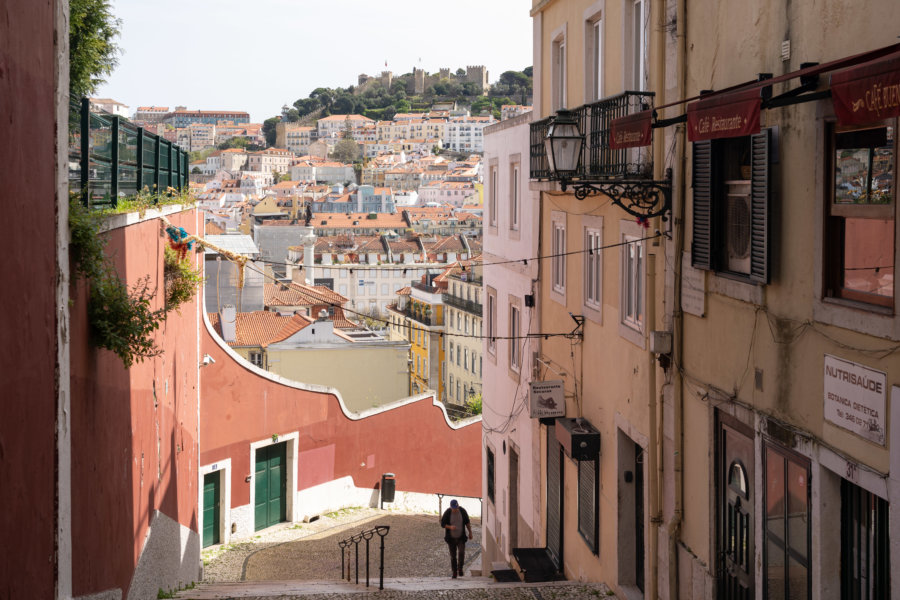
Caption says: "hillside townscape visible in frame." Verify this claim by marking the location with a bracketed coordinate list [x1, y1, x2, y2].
[5, 1, 900, 599]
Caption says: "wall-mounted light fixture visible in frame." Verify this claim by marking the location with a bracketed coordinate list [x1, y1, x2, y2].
[544, 109, 671, 220]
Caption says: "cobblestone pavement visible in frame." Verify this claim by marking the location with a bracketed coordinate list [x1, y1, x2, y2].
[191, 507, 615, 599]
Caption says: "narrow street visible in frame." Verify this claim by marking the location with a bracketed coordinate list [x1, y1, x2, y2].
[179, 507, 614, 599]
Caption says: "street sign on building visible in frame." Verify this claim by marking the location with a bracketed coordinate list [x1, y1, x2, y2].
[823, 354, 886, 445]
[529, 380, 565, 418]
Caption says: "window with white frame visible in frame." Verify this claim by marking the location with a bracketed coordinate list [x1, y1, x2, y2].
[552, 30, 567, 111]
[509, 304, 521, 371]
[552, 212, 567, 298]
[489, 165, 499, 227]
[621, 231, 644, 332]
[487, 288, 497, 355]
[584, 4, 604, 103]
[510, 162, 520, 231]
[627, 0, 648, 91]
[584, 216, 603, 318]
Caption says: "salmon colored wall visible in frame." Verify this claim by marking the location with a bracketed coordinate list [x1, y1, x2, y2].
[200, 328, 482, 505]
[70, 209, 200, 597]
[0, 1, 59, 596]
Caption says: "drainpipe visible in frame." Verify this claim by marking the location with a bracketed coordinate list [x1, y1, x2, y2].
[667, 0, 688, 596]
[646, 253, 659, 600]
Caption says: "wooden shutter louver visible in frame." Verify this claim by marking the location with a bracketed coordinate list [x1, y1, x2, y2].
[577, 459, 598, 553]
[692, 140, 713, 270]
[749, 130, 770, 283]
[547, 432, 563, 567]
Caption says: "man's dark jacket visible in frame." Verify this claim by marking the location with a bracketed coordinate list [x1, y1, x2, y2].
[440, 507, 470, 542]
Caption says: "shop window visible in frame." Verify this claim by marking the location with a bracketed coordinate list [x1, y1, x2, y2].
[764, 443, 810, 600]
[691, 130, 772, 283]
[841, 479, 890, 598]
[487, 447, 496, 504]
[578, 458, 598, 553]
[824, 122, 895, 310]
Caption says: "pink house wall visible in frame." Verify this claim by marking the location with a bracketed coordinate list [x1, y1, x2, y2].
[200, 328, 482, 508]
[0, 1, 60, 597]
[69, 209, 201, 597]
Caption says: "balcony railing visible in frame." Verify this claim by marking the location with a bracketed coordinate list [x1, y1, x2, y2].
[530, 91, 655, 181]
[442, 294, 482, 316]
[69, 96, 189, 208]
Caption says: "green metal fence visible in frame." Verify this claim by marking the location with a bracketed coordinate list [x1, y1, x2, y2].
[69, 96, 189, 208]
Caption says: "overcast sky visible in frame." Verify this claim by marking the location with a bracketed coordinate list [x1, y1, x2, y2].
[96, 0, 534, 122]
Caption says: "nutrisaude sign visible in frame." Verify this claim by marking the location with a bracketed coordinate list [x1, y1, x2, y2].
[823, 354, 886, 445]
[529, 380, 565, 418]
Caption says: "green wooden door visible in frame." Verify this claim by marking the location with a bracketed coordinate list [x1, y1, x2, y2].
[202, 472, 220, 547]
[254, 443, 287, 531]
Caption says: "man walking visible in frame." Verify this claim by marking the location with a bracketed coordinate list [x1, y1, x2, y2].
[440, 499, 473, 578]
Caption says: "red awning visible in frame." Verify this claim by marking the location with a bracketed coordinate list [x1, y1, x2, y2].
[610, 110, 653, 149]
[686, 89, 761, 141]
[831, 50, 900, 126]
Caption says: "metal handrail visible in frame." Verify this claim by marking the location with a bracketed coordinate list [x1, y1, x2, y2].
[338, 525, 390, 590]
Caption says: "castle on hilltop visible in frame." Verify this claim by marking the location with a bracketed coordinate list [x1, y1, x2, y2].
[356, 65, 490, 96]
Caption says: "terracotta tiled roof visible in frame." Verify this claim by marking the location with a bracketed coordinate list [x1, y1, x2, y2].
[264, 282, 348, 308]
[205, 221, 225, 235]
[207, 311, 310, 347]
[396, 287, 411, 296]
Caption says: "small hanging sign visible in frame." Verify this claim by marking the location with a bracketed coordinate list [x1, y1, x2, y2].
[529, 380, 565, 418]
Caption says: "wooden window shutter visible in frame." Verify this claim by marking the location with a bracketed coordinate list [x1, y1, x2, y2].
[691, 140, 713, 270]
[749, 130, 770, 284]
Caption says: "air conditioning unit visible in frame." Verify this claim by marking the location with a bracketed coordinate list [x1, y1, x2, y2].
[725, 180, 752, 274]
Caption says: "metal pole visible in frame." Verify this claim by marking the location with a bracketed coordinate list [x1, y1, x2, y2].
[136, 127, 144, 193]
[378, 529, 386, 590]
[354, 536, 359, 585]
[365, 536, 370, 587]
[111, 116, 119, 207]
[80, 97, 90, 206]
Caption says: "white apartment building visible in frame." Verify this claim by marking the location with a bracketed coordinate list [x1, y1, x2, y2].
[481, 112, 541, 567]
[444, 263, 483, 408]
[284, 126, 316, 155]
[247, 148, 294, 176]
[443, 116, 495, 153]
[316, 114, 375, 139]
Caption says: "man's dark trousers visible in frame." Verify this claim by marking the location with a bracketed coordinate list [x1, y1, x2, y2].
[447, 536, 466, 574]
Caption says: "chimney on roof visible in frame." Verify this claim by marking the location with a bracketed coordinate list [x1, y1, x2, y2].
[220, 305, 237, 343]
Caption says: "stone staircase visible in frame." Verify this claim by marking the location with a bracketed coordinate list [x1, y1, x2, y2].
[175, 576, 612, 599]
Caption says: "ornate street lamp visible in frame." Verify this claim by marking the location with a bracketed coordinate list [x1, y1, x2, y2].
[543, 109, 583, 191]
[544, 109, 671, 221]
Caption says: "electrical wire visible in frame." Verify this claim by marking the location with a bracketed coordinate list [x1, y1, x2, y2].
[255, 231, 663, 273]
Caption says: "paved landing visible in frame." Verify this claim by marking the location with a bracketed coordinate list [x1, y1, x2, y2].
[176, 577, 610, 599]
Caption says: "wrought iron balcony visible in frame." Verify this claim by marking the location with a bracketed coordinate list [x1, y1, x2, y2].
[442, 294, 482, 316]
[530, 91, 656, 181]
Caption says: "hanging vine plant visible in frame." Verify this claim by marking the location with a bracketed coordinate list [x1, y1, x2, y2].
[69, 196, 164, 367]
[164, 246, 204, 311]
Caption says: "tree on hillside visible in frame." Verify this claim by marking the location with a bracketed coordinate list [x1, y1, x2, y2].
[331, 138, 360, 163]
[456, 68, 466, 77]
[69, 0, 121, 96]
[523, 66, 533, 78]
[262, 116, 280, 147]
[217, 137, 249, 150]
[283, 108, 300, 123]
